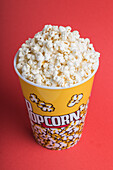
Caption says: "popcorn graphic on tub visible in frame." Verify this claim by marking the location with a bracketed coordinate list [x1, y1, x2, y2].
[79, 104, 86, 117]
[67, 93, 83, 107]
[25, 97, 88, 150]
[32, 121, 84, 150]
[30, 94, 55, 112]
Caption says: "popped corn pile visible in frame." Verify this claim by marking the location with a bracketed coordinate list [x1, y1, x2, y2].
[17, 25, 100, 87]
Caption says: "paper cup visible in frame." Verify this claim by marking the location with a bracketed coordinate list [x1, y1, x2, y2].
[14, 51, 99, 150]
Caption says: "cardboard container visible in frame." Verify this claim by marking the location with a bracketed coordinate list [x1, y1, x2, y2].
[14, 51, 99, 150]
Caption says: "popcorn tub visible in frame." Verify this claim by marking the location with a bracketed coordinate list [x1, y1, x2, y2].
[14, 52, 99, 150]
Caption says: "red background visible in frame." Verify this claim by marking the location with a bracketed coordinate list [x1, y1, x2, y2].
[1, 0, 113, 169]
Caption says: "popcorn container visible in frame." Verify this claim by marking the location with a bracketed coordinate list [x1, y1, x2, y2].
[14, 52, 99, 150]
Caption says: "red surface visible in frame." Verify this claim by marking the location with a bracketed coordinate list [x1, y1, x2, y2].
[1, 0, 113, 169]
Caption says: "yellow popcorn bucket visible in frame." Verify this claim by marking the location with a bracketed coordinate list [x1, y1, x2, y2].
[14, 52, 99, 150]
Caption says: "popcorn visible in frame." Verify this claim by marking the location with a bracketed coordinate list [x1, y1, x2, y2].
[59, 26, 66, 33]
[17, 25, 100, 87]
[30, 94, 39, 103]
[17, 62, 23, 69]
[72, 31, 80, 39]
[32, 113, 85, 150]
[35, 52, 44, 61]
[67, 93, 83, 107]
[29, 93, 55, 112]
[79, 104, 87, 117]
